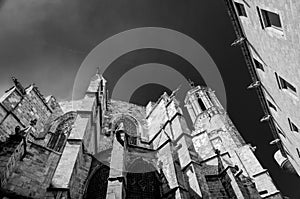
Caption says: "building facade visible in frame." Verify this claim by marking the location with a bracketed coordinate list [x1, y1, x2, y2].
[223, 0, 300, 175]
[0, 73, 283, 198]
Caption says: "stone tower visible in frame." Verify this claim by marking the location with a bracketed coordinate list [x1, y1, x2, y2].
[0, 73, 283, 198]
[184, 86, 282, 198]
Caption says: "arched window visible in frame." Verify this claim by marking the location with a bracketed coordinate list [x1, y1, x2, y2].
[114, 116, 138, 137]
[126, 159, 161, 199]
[114, 116, 139, 146]
[84, 165, 110, 199]
[47, 112, 76, 152]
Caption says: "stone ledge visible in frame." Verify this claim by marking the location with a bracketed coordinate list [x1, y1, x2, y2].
[68, 116, 89, 141]
[252, 169, 268, 178]
[51, 143, 80, 189]
[262, 191, 281, 199]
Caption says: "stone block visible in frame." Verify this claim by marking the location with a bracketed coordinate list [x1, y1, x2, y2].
[51, 143, 80, 188]
[1, 114, 21, 136]
[68, 116, 89, 141]
[147, 99, 168, 141]
[157, 142, 179, 190]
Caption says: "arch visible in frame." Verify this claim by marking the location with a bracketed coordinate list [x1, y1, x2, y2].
[112, 114, 141, 146]
[48, 111, 77, 133]
[46, 111, 77, 152]
[83, 164, 110, 199]
[111, 114, 142, 137]
[126, 158, 161, 199]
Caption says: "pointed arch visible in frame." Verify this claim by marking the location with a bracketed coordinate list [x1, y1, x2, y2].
[111, 114, 142, 137]
[83, 163, 110, 199]
[126, 158, 161, 199]
[46, 111, 77, 152]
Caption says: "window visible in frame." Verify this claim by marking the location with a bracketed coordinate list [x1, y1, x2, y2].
[267, 100, 277, 111]
[276, 127, 286, 138]
[259, 190, 268, 195]
[297, 148, 300, 158]
[100, 79, 105, 94]
[275, 73, 297, 94]
[288, 118, 299, 132]
[258, 8, 282, 30]
[195, 92, 207, 111]
[280, 77, 297, 93]
[253, 58, 264, 71]
[197, 98, 207, 111]
[235, 2, 247, 17]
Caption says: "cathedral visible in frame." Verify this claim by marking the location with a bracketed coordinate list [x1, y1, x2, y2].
[0, 72, 283, 199]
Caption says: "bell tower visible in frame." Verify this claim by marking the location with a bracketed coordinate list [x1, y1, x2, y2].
[184, 86, 223, 126]
[185, 85, 283, 199]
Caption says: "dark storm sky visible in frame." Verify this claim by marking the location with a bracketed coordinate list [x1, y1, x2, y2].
[0, 0, 299, 197]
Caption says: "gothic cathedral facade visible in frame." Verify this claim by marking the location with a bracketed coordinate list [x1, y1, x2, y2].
[0, 72, 282, 198]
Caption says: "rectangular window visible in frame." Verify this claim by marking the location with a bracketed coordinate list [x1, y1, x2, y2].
[288, 118, 299, 132]
[253, 58, 264, 71]
[279, 76, 297, 93]
[258, 8, 282, 29]
[267, 100, 277, 111]
[259, 190, 268, 195]
[100, 79, 104, 92]
[235, 2, 247, 17]
[275, 73, 297, 94]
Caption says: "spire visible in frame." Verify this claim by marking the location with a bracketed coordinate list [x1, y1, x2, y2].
[169, 84, 181, 98]
[188, 79, 195, 88]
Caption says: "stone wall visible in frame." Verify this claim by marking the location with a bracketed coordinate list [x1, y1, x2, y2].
[4, 140, 61, 198]
[0, 85, 53, 143]
[0, 74, 283, 199]
[225, 0, 300, 175]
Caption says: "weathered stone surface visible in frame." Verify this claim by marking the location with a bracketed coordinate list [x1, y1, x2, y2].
[0, 74, 283, 199]
[224, 0, 300, 177]
[186, 86, 282, 198]
[52, 143, 80, 188]
[69, 116, 89, 140]
[147, 98, 168, 141]
[0, 88, 22, 112]
[157, 142, 179, 190]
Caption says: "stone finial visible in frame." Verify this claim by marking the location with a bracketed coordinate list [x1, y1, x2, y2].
[96, 66, 101, 75]
[188, 79, 195, 88]
[170, 85, 181, 98]
[11, 76, 26, 95]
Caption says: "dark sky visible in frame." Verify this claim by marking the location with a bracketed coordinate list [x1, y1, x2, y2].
[0, 0, 299, 197]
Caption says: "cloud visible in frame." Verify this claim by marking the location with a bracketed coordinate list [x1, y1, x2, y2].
[0, 0, 91, 99]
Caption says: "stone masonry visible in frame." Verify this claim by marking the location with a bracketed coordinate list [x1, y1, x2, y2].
[0, 72, 283, 198]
